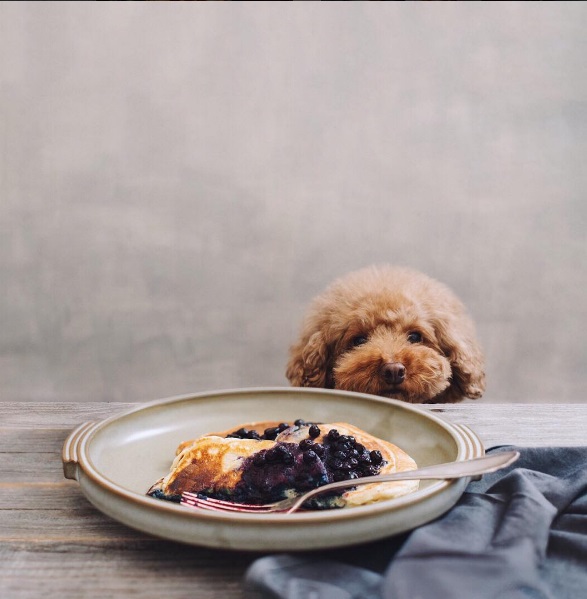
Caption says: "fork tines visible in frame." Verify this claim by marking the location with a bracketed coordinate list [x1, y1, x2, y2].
[181, 492, 286, 514]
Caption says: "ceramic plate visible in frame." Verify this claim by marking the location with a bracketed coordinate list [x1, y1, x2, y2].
[62, 387, 483, 551]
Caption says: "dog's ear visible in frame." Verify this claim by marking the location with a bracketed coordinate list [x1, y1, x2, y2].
[433, 312, 486, 403]
[286, 330, 332, 388]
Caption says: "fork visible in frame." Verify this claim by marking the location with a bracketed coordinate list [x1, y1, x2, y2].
[180, 450, 519, 515]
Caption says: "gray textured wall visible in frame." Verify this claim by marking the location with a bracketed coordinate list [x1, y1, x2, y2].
[1, 3, 586, 404]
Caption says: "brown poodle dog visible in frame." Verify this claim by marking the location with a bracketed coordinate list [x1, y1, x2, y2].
[286, 265, 485, 403]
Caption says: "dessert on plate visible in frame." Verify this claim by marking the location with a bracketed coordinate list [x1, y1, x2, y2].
[148, 419, 418, 510]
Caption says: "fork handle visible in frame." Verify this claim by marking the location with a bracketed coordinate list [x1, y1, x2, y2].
[289, 450, 520, 512]
[375, 450, 518, 483]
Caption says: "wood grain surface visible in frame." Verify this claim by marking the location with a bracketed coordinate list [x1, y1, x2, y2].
[1, 402, 585, 598]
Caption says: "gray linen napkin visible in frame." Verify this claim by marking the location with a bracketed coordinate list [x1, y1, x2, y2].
[244, 446, 587, 599]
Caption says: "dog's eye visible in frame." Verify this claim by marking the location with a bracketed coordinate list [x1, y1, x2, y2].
[407, 331, 423, 343]
[351, 335, 368, 347]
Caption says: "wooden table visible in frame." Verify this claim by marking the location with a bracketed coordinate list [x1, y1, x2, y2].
[1, 402, 585, 598]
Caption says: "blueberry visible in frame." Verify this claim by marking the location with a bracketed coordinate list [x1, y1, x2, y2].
[327, 429, 340, 441]
[348, 457, 359, 468]
[334, 450, 347, 460]
[359, 450, 372, 463]
[308, 424, 321, 439]
[265, 448, 280, 463]
[263, 427, 279, 440]
[365, 465, 380, 476]
[303, 450, 318, 463]
[299, 439, 314, 451]
[336, 442, 352, 453]
[333, 471, 347, 482]
[247, 430, 261, 440]
[294, 419, 306, 426]
[355, 443, 365, 453]
[330, 459, 344, 470]
[278, 423, 289, 432]
[347, 471, 360, 479]
[236, 428, 248, 437]
[274, 445, 289, 457]
[313, 444, 325, 457]
[370, 450, 383, 464]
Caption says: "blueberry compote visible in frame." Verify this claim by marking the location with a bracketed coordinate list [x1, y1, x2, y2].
[221, 420, 387, 509]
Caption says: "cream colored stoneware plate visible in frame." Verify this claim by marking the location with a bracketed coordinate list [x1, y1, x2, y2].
[62, 387, 483, 551]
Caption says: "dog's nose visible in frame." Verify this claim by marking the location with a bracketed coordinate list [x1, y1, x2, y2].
[381, 362, 406, 385]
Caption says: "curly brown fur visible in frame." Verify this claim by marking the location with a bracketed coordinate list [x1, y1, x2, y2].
[286, 266, 485, 404]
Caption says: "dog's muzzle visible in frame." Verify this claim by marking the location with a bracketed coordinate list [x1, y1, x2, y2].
[381, 362, 406, 385]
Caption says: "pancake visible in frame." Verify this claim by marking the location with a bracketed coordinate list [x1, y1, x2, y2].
[148, 420, 418, 509]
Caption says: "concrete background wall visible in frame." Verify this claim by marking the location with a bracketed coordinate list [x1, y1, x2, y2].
[1, 2, 585, 404]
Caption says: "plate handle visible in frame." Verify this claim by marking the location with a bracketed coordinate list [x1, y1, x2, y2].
[453, 423, 485, 455]
[452, 422, 485, 480]
[62, 421, 96, 481]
